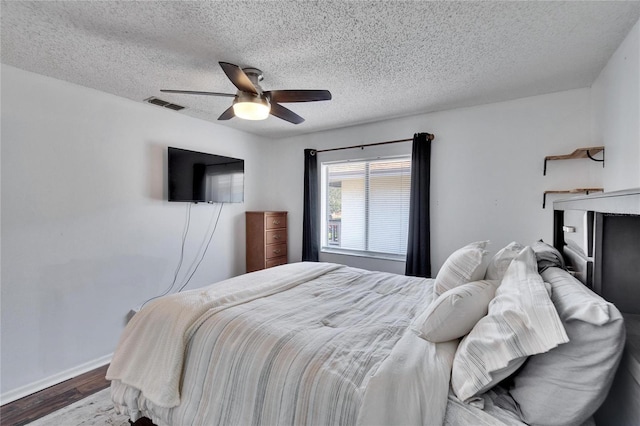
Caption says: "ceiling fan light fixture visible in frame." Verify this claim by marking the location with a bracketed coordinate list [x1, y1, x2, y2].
[163, 62, 330, 124]
[233, 94, 270, 120]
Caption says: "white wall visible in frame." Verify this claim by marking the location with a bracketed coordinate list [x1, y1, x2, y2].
[268, 88, 599, 275]
[0, 65, 271, 400]
[591, 18, 640, 191]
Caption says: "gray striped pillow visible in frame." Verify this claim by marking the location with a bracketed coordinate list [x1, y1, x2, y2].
[484, 241, 525, 281]
[451, 246, 569, 402]
[434, 241, 489, 296]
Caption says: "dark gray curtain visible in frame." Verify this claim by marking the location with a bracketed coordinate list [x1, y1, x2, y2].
[405, 133, 431, 277]
[302, 149, 319, 261]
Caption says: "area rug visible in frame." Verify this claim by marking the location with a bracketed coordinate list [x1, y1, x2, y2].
[27, 388, 129, 425]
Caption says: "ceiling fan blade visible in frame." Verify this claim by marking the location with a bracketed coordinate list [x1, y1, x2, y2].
[270, 102, 304, 124]
[219, 62, 258, 95]
[265, 90, 332, 103]
[217, 106, 235, 121]
[160, 89, 236, 97]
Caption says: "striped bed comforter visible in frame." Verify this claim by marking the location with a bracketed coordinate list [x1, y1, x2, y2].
[108, 262, 457, 426]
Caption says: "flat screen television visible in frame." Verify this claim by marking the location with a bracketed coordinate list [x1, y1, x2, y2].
[168, 147, 244, 203]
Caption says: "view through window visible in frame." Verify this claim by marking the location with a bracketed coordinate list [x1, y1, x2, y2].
[321, 156, 411, 259]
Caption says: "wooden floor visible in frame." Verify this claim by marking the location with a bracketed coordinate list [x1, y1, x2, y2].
[0, 364, 111, 426]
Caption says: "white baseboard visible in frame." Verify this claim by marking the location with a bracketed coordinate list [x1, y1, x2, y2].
[0, 353, 113, 405]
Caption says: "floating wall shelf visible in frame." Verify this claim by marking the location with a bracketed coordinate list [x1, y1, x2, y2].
[543, 146, 605, 176]
[543, 188, 604, 208]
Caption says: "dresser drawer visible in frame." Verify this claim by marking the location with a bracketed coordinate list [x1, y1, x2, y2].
[266, 257, 288, 269]
[265, 214, 287, 230]
[266, 229, 287, 245]
[266, 243, 287, 259]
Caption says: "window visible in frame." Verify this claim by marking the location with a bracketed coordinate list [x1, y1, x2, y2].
[321, 156, 411, 259]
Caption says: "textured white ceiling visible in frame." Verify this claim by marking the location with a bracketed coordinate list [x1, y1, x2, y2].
[2, 1, 639, 139]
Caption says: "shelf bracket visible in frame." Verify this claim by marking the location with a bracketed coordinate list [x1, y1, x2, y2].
[586, 148, 605, 167]
[544, 158, 548, 176]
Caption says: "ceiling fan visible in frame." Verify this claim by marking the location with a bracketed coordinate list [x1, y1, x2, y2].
[161, 62, 332, 124]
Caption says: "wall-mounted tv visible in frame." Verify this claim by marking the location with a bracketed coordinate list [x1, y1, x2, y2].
[168, 147, 244, 203]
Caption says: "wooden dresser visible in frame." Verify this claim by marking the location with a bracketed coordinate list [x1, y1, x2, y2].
[246, 211, 288, 272]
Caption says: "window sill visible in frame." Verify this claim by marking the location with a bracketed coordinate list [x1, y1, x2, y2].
[320, 247, 406, 262]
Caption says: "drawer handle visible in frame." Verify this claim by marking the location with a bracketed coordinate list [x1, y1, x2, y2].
[563, 226, 576, 233]
[273, 249, 282, 255]
[273, 234, 281, 240]
[273, 220, 281, 225]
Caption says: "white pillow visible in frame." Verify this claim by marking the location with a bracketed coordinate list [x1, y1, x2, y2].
[484, 241, 524, 281]
[413, 280, 499, 343]
[434, 241, 489, 296]
[451, 247, 569, 402]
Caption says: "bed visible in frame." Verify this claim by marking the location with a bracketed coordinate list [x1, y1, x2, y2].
[106, 190, 638, 426]
[107, 262, 459, 425]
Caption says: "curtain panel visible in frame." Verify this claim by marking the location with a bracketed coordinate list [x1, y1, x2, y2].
[405, 133, 432, 277]
[302, 149, 319, 261]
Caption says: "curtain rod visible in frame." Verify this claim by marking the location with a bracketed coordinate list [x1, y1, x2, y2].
[312, 133, 434, 154]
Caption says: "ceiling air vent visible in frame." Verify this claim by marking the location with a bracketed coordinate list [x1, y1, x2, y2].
[144, 97, 186, 111]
